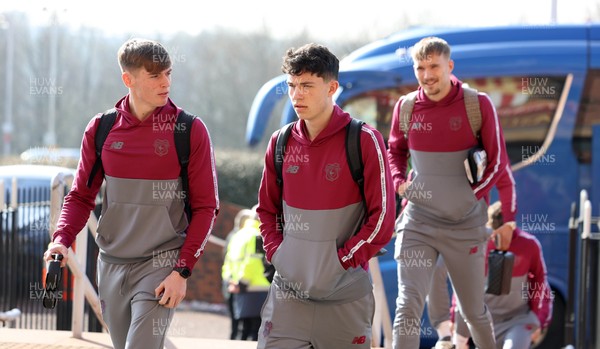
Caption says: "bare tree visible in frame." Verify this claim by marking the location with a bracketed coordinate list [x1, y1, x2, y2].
[0, 11, 375, 156]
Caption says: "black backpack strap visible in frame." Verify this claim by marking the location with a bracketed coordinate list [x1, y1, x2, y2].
[273, 121, 295, 233]
[87, 109, 117, 188]
[174, 110, 196, 221]
[274, 122, 295, 188]
[346, 118, 365, 203]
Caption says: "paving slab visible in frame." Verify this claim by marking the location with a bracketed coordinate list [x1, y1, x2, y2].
[0, 328, 258, 349]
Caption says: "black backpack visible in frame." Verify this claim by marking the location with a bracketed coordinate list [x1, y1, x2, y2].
[86, 108, 196, 219]
[274, 118, 366, 203]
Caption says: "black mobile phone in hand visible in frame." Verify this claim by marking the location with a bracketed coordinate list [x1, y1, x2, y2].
[43, 254, 63, 309]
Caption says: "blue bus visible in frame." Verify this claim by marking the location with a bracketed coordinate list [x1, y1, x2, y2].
[246, 24, 600, 348]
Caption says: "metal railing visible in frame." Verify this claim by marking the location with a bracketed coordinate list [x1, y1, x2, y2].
[564, 190, 600, 349]
[0, 178, 59, 330]
[0, 172, 104, 333]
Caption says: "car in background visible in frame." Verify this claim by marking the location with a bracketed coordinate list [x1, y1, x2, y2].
[0, 164, 75, 198]
[20, 147, 80, 166]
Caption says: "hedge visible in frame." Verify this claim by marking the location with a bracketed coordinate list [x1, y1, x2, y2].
[213, 148, 265, 208]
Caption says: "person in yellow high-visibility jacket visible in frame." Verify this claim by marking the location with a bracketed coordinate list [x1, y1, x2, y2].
[222, 213, 270, 341]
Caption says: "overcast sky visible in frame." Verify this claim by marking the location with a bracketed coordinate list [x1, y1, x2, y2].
[1, 0, 597, 41]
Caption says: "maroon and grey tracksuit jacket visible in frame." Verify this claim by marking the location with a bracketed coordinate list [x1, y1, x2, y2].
[388, 79, 510, 228]
[257, 106, 395, 303]
[52, 95, 219, 269]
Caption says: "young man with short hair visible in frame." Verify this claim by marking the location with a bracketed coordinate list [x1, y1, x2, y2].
[388, 36, 510, 349]
[256, 43, 395, 349]
[43, 38, 219, 349]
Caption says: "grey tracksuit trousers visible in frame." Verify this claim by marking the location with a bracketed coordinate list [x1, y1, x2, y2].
[258, 284, 375, 349]
[391, 149, 496, 349]
[97, 252, 177, 349]
[427, 255, 452, 330]
[392, 214, 495, 349]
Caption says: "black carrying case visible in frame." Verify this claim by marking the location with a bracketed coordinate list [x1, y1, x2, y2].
[486, 250, 514, 295]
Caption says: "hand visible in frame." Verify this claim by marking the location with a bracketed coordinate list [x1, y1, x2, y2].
[490, 223, 514, 251]
[531, 328, 543, 345]
[44, 242, 68, 268]
[155, 271, 187, 309]
[398, 180, 412, 197]
[228, 282, 240, 294]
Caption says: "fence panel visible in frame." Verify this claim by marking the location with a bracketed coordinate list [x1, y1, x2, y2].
[0, 184, 101, 332]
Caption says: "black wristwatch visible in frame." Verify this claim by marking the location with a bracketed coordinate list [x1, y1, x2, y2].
[173, 267, 192, 279]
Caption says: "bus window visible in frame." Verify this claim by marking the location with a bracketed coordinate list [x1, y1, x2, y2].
[573, 69, 600, 164]
[341, 76, 566, 165]
[464, 76, 566, 166]
[341, 85, 417, 143]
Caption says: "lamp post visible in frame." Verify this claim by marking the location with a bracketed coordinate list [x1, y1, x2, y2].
[43, 9, 59, 147]
[1, 15, 14, 156]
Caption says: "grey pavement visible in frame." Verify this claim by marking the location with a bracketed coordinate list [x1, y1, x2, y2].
[0, 306, 385, 348]
[0, 302, 384, 349]
[0, 308, 256, 349]
[0, 327, 257, 348]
